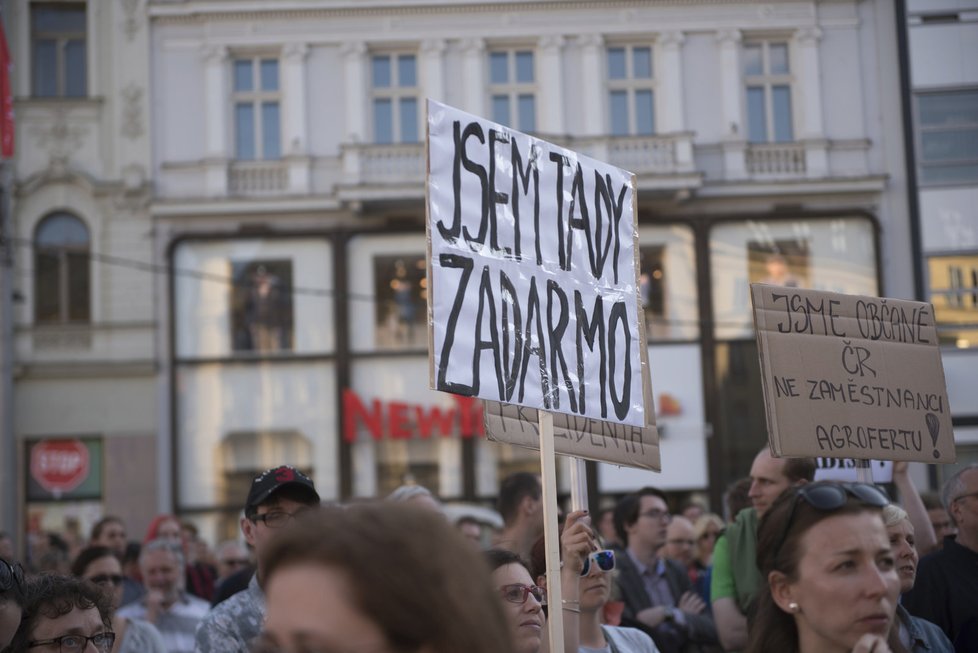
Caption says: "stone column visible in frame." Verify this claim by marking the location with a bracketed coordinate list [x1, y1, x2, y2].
[282, 43, 310, 192]
[421, 38, 447, 104]
[538, 35, 566, 136]
[460, 38, 486, 116]
[341, 41, 367, 181]
[578, 34, 605, 138]
[794, 27, 827, 176]
[201, 44, 229, 195]
[716, 29, 747, 179]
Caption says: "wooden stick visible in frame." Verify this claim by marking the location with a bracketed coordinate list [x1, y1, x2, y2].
[539, 410, 564, 653]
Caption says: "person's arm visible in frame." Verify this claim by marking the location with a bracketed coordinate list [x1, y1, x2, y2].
[709, 535, 747, 651]
[553, 510, 592, 653]
[892, 461, 937, 555]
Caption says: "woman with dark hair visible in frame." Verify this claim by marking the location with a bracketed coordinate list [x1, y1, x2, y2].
[487, 548, 548, 653]
[746, 481, 901, 653]
[1, 557, 26, 650]
[256, 502, 515, 653]
[8, 574, 114, 653]
[71, 546, 167, 653]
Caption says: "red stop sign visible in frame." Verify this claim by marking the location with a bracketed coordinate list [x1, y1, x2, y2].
[30, 439, 90, 494]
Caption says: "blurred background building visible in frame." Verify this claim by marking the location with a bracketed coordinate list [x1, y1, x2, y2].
[0, 0, 975, 549]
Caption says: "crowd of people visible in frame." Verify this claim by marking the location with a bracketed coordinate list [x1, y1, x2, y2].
[1, 455, 976, 653]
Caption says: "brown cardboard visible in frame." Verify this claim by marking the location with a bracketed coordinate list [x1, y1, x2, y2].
[483, 399, 661, 470]
[751, 284, 955, 463]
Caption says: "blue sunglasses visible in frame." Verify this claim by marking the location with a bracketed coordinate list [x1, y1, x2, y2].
[581, 549, 616, 576]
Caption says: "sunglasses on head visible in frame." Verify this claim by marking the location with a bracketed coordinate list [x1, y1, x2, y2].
[773, 481, 890, 564]
[581, 549, 615, 576]
[499, 583, 547, 605]
[0, 557, 25, 594]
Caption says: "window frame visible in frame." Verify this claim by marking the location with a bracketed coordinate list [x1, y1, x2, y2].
[487, 47, 537, 132]
[30, 1, 88, 98]
[33, 212, 91, 325]
[742, 39, 795, 144]
[231, 55, 282, 161]
[606, 43, 656, 136]
[926, 251, 978, 348]
[370, 51, 420, 144]
[914, 88, 978, 187]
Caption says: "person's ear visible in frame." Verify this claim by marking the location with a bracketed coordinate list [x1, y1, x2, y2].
[241, 516, 257, 548]
[768, 570, 797, 613]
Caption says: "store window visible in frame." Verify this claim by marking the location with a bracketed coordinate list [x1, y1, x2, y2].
[916, 89, 978, 186]
[34, 212, 90, 324]
[928, 253, 978, 348]
[743, 41, 793, 143]
[373, 254, 427, 349]
[607, 45, 654, 136]
[31, 2, 87, 98]
[710, 217, 877, 340]
[230, 260, 294, 353]
[372, 53, 419, 144]
[639, 225, 699, 341]
[233, 57, 281, 160]
[489, 49, 536, 132]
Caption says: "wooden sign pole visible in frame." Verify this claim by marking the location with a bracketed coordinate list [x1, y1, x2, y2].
[539, 410, 564, 653]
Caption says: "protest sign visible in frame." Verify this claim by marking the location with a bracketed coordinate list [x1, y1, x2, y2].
[426, 100, 654, 429]
[814, 458, 893, 483]
[483, 399, 661, 470]
[751, 284, 955, 463]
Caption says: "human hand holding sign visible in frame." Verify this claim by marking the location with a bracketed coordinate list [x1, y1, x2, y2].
[561, 510, 596, 576]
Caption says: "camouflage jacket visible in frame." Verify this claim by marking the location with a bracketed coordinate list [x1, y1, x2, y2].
[194, 574, 264, 653]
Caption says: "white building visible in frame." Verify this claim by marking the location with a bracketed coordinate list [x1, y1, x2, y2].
[904, 0, 978, 482]
[4, 0, 945, 545]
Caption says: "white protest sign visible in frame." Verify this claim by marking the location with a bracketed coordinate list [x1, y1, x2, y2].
[426, 100, 653, 428]
[483, 400, 660, 470]
[751, 284, 955, 463]
[814, 458, 893, 483]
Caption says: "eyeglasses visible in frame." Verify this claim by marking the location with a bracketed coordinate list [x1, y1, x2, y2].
[250, 509, 308, 529]
[952, 491, 978, 504]
[639, 509, 671, 523]
[499, 583, 547, 605]
[28, 632, 116, 653]
[581, 549, 616, 576]
[88, 574, 124, 587]
[773, 481, 889, 565]
[1, 557, 25, 594]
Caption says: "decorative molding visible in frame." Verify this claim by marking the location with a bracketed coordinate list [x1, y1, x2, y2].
[539, 35, 566, 51]
[420, 38, 446, 55]
[121, 0, 142, 41]
[282, 42, 310, 62]
[576, 33, 604, 50]
[339, 41, 367, 58]
[200, 44, 229, 64]
[30, 108, 87, 174]
[659, 30, 686, 49]
[794, 27, 823, 45]
[459, 38, 486, 55]
[715, 28, 742, 46]
[120, 84, 144, 140]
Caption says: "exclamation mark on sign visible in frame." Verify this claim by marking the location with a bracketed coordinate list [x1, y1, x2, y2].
[925, 412, 940, 459]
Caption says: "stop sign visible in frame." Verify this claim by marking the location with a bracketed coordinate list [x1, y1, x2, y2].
[30, 439, 90, 494]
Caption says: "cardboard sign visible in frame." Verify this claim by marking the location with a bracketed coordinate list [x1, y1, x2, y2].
[751, 284, 955, 463]
[814, 458, 893, 483]
[483, 400, 660, 470]
[426, 100, 654, 429]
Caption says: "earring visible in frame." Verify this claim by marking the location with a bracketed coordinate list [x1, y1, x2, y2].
[788, 602, 799, 613]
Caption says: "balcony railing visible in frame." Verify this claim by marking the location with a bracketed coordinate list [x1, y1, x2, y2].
[229, 161, 289, 194]
[745, 143, 807, 176]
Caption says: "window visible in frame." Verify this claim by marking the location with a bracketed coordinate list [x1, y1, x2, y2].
[743, 41, 793, 143]
[928, 254, 978, 348]
[489, 49, 536, 132]
[373, 254, 427, 349]
[639, 225, 699, 341]
[230, 260, 294, 353]
[372, 53, 419, 144]
[916, 90, 978, 185]
[34, 212, 90, 324]
[31, 2, 87, 97]
[607, 45, 654, 136]
[233, 57, 281, 160]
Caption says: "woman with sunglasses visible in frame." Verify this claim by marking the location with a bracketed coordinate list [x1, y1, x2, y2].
[257, 502, 514, 653]
[7, 574, 114, 653]
[70, 546, 167, 653]
[881, 505, 952, 652]
[747, 481, 902, 653]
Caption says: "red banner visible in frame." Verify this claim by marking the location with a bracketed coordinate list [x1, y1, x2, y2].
[0, 18, 13, 158]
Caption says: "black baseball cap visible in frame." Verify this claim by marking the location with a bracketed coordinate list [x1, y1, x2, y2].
[245, 465, 319, 516]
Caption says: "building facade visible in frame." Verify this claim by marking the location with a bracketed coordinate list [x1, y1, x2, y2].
[4, 0, 942, 546]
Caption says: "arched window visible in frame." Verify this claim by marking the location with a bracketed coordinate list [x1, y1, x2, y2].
[34, 212, 90, 323]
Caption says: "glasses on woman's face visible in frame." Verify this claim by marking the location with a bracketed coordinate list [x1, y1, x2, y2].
[499, 583, 546, 605]
[581, 549, 616, 576]
[773, 482, 889, 564]
[27, 632, 116, 653]
[0, 557, 24, 593]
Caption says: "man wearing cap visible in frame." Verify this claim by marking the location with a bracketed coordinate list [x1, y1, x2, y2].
[194, 465, 320, 653]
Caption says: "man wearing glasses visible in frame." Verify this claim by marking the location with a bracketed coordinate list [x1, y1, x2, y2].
[903, 463, 978, 645]
[613, 487, 717, 653]
[194, 465, 320, 653]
